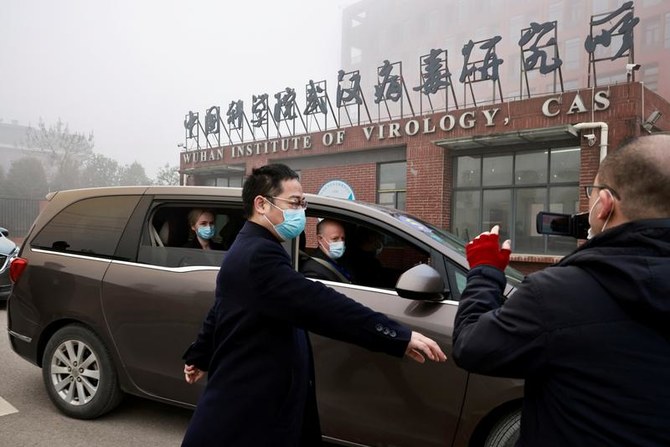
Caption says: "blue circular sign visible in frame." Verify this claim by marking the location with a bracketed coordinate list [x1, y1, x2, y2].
[317, 180, 356, 200]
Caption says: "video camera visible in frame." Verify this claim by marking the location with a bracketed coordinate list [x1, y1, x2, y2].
[535, 211, 589, 239]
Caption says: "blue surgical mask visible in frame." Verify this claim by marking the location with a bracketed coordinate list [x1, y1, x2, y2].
[265, 200, 306, 241]
[327, 241, 345, 260]
[196, 225, 216, 240]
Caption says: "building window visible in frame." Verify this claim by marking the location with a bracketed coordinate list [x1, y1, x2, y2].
[377, 161, 406, 210]
[204, 175, 244, 187]
[350, 10, 366, 28]
[548, 1, 563, 24]
[452, 147, 580, 255]
[564, 38, 581, 71]
[643, 64, 659, 91]
[350, 47, 362, 65]
[644, 18, 661, 46]
[592, 0, 610, 15]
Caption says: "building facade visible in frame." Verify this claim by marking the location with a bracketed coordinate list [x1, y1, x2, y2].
[179, 1, 670, 273]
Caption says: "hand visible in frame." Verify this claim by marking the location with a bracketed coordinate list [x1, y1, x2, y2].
[466, 225, 512, 271]
[184, 364, 205, 384]
[405, 331, 448, 363]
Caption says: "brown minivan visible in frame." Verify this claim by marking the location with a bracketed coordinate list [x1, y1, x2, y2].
[7, 186, 524, 447]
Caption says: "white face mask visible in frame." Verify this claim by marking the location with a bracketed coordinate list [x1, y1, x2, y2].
[587, 191, 613, 239]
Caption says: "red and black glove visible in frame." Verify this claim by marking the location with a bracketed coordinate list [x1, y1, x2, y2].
[466, 232, 511, 271]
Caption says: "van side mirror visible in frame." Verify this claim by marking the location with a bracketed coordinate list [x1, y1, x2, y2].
[0, 227, 9, 237]
[395, 264, 446, 301]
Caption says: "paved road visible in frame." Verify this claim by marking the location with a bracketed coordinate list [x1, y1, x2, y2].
[1, 305, 341, 447]
[0, 304, 193, 447]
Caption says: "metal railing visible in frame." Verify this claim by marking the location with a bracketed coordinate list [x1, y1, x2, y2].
[0, 197, 41, 238]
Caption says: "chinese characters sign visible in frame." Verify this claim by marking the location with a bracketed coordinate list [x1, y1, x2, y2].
[183, 4, 637, 150]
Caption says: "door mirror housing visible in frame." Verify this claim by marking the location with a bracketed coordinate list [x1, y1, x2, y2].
[395, 264, 446, 301]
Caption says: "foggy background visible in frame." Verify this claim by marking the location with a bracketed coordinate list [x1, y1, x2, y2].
[0, 0, 356, 178]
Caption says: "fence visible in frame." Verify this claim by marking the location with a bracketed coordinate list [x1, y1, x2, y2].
[0, 197, 42, 238]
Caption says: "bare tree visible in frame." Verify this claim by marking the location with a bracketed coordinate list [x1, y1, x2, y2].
[25, 118, 94, 189]
[154, 163, 180, 185]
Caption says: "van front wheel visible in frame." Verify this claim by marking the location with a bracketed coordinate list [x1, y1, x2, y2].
[42, 325, 123, 419]
[484, 409, 521, 447]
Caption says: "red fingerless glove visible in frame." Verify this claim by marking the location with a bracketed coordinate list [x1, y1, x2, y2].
[466, 233, 511, 270]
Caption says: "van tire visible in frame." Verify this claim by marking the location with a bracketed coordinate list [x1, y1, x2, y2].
[42, 325, 124, 419]
[484, 409, 521, 447]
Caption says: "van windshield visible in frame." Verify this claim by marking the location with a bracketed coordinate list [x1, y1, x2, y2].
[380, 207, 525, 285]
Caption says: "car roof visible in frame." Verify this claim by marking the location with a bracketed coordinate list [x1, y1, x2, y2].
[41, 186, 464, 258]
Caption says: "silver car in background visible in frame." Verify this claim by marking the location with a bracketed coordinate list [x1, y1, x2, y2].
[0, 226, 18, 302]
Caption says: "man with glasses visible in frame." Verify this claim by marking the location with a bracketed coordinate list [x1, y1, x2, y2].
[452, 134, 670, 446]
[181, 163, 446, 447]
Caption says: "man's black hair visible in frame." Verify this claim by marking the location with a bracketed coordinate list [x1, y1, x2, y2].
[242, 164, 299, 218]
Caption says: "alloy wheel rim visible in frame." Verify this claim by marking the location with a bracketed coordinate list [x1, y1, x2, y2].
[49, 340, 100, 406]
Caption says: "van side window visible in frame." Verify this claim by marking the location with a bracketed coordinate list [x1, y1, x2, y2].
[31, 196, 140, 258]
[137, 205, 244, 268]
[300, 216, 430, 290]
[346, 228, 430, 289]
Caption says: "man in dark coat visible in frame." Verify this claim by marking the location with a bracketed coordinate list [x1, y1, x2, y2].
[181, 163, 446, 447]
[452, 134, 670, 446]
[301, 218, 353, 283]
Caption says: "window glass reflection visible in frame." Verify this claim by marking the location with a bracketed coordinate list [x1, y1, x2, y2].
[550, 147, 580, 183]
[453, 191, 480, 241]
[483, 156, 513, 186]
[455, 156, 481, 187]
[516, 151, 547, 184]
[514, 187, 547, 253]
[483, 189, 512, 242]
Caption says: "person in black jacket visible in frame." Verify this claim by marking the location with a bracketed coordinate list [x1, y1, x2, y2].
[301, 218, 353, 283]
[181, 163, 446, 447]
[453, 134, 670, 446]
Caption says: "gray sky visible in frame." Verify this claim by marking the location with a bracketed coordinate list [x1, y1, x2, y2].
[1, 0, 354, 177]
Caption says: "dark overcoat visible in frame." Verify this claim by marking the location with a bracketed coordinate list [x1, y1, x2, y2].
[453, 219, 670, 446]
[182, 221, 410, 447]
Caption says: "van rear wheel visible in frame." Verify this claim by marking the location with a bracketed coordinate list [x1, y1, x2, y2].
[484, 409, 521, 447]
[42, 325, 123, 419]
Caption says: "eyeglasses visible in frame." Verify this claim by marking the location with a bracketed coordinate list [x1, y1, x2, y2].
[264, 195, 308, 209]
[584, 184, 620, 199]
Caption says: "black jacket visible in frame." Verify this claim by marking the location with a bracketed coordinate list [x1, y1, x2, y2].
[453, 219, 670, 447]
[182, 221, 410, 447]
[182, 237, 225, 251]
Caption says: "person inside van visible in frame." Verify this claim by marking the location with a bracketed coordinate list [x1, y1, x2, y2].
[301, 218, 353, 283]
[183, 208, 225, 250]
[346, 226, 385, 287]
